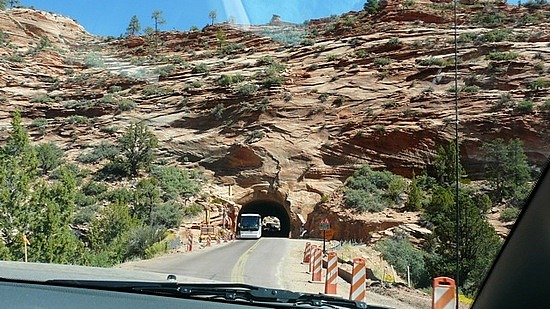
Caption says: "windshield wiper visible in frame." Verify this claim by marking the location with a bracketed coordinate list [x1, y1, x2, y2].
[45, 280, 389, 308]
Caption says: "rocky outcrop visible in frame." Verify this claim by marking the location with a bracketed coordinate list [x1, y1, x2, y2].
[305, 191, 421, 242]
[0, 8, 89, 50]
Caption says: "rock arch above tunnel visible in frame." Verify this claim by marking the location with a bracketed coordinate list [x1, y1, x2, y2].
[238, 200, 291, 237]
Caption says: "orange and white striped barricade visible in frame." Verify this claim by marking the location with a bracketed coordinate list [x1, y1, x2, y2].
[188, 234, 193, 252]
[324, 251, 338, 294]
[206, 236, 211, 247]
[432, 277, 456, 309]
[349, 258, 366, 302]
[303, 242, 311, 263]
[308, 245, 318, 273]
[311, 247, 323, 282]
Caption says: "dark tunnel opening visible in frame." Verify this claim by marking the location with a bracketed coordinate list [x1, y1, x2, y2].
[238, 200, 291, 238]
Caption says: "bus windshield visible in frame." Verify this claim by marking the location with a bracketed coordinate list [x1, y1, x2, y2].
[240, 216, 260, 231]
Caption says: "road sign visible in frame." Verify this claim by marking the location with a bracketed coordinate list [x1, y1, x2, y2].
[319, 218, 330, 231]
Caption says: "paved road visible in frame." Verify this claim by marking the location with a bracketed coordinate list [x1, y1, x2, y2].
[121, 238, 289, 289]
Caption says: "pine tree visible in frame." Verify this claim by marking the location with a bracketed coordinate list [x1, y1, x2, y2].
[405, 174, 423, 211]
[364, 0, 380, 15]
[209, 10, 217, 25]
[90, 201, 140, 250]
[27, 174, 83, 264]
[481, 138, 531, 203]
[432, 140, 464, 187]
[133, 178, 161, 225]
[126, 15, 141, 36]
[115, 122, 158, 177]
[0, 111, 38, 259]
[8, 0, 21, 8]
[423, 186, 501, 295]
[151, 10, 166, 32]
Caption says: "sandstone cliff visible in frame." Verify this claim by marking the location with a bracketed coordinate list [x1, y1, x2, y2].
[0, 2, 548, 237]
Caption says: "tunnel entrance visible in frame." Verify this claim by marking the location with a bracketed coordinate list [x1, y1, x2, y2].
[238, 200, 291, 238]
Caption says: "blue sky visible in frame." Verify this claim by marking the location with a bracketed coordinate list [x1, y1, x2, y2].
[23, 0, 365, 37]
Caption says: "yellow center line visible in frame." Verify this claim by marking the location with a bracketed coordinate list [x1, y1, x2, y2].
[231, 238, 263, 283]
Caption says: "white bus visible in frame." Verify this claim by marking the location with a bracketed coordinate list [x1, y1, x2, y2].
[238, 214, 262, 239]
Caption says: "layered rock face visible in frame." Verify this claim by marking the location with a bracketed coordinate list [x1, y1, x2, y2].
[0, 2, 549, 237]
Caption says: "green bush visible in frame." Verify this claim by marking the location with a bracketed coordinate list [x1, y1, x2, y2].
[265, 62, 286, 75]
[478, 29, 512, 42]
[345, 189, 385, 212]
[31, 117, 48, 128]
[387, 37, 401, 46]
[183, 203, 203, 217]
[217, 74, 245, 86]
[151, 202, 183, 228]
[237, 83, 258, 96]
[82, 180, 108, 196]
[486, 52, 518, 61]
[145, 240, 169, 259]
[35, 142, 64, 175]
[344, 166, 407, 212]
[473, 11, 505, 26]
[142, 85, 174, 96]
[300, 38, 315, 46]
[245, 130, 265, 143]
[103, 188, 133, 204]
[417, 57, 449, 67]
[219, 43, 244, 55]
[373, 57, 392, 67]
[100, 126, 119, 134]
[191, 63, 209, 74]
[527, 78, 550, 90]
[74, 205, 98, 225]
[327, 54, 340, 61]
[66, 115, 88, 124]
[49, 164, 83, 182]
[99, 94, 117, 104]
[375, 234, 429, 287]
[31, 95, 53, 103]
[78, 141, 119, 164]
[383, 101, 398, 108]
[108, 85, 123, 93]
[154, 64, 175, 78]
[151, 165, 201, 200]
[499, 207, 520, 222]
[514, 100, 534, 113]
[211, 103, 224, 120]
[117, 99, 137, 112]
[256, 56, 276, 66]
[263, 76, 284, 87]
[540, 100, 550, 112]
[126, 226, 165, 259]
[462, 85, 480, 93]
[84, 52, 104, 68]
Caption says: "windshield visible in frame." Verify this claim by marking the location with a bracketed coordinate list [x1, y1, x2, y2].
[240, 216, 260, 231]
[0, 0, 548, 308]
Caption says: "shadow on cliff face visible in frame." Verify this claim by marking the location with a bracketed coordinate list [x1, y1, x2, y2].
[238, 200, 290, 238]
